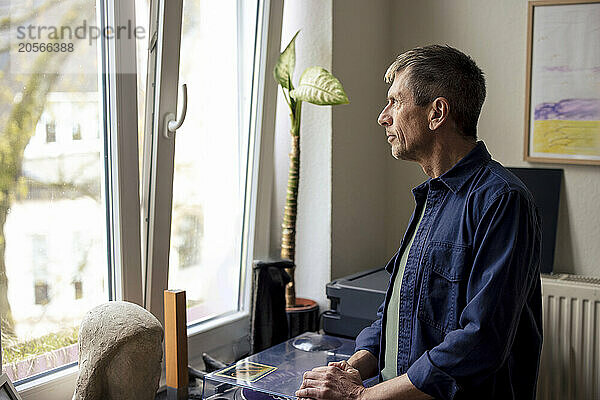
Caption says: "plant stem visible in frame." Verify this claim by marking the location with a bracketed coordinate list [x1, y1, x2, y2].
[281, 101, 302, 308]
[281, 87, 292, 109]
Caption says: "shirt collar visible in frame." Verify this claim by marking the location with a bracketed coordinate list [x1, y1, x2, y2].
[412, 141, 491, 196]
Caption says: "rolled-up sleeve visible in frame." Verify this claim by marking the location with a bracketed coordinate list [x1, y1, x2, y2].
[407, 190, 541, 399]
[355, 301, 385, 358]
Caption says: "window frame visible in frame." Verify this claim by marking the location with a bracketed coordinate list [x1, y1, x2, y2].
[14, 0, 143, 397]
[183, 0, 284, 366]
[140, 0, 184, 325]
[12, 0, 283, 396]
[103, 0, 144, 306]
[140, 0, 282, 368]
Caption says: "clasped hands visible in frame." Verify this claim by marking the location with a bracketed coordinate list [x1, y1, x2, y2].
[295, 360, 366, 400]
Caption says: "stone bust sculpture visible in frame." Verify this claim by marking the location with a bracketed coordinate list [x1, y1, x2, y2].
[72, 301, 164, 400]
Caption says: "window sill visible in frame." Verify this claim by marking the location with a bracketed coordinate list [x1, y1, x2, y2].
[16, 364, 78, 400]
[187, 310, 250, 366]
[14, 311, 249, 399]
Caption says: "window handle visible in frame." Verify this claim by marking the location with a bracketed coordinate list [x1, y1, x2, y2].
[163, 84, 188, 139]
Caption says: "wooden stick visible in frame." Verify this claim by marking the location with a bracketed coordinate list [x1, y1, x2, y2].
[164, 290, 188, 400]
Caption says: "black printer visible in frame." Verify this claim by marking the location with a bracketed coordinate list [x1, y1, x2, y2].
[323, 267, 389, 338]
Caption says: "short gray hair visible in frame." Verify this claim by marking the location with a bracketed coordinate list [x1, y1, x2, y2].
[385, 45, 486, 139]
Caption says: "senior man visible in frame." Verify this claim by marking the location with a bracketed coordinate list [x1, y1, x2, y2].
[296, 45, 542, 400]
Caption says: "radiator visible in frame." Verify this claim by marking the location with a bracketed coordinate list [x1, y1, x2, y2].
[538, 274, 600, 400]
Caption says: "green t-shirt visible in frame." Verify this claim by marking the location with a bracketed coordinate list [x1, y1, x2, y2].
[381, 203, 426, 381]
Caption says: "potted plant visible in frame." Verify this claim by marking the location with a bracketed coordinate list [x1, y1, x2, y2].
[273, 31, 349, 321]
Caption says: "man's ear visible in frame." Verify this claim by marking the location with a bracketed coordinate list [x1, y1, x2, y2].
[429, 97, 449, 131]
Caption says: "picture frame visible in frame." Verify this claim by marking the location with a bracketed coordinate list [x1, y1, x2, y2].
[0, 373, 23, 400]
[524, 0, 600, 165]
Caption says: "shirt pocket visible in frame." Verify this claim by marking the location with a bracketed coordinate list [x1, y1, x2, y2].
[417, 241, 470, 335]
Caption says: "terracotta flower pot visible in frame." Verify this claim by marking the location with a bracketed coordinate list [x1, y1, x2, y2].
[286, 298, 319, 338]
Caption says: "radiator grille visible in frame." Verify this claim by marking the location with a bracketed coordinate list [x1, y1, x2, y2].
[538, 274, 600, 399]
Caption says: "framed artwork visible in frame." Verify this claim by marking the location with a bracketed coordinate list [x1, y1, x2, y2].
[0, 374, 23, 400]
[524, 0, 600, 165]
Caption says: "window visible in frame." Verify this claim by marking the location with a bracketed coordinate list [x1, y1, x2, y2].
[31, 236, 50, 306]
[33, 281, 50, 306]
[1, 0, 278, 397]
[172, 211, 204, 269]
[140, 0, 272, 330]
[73, 280, 83, 300]
[1, 0, 111, 386]
[1, 0, 143, 393]
[164, 0, 260, 323]
[45, 121, 56, 143]
[72, 123, 82, 141]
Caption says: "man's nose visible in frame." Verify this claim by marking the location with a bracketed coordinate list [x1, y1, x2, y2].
[378, 108, 391, 127]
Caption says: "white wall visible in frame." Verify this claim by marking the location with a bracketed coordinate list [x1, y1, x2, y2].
[270, 0, 333, 310]
[387, 0, 600, 276]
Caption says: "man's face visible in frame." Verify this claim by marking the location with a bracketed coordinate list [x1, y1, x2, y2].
[377, 70, 431, 161]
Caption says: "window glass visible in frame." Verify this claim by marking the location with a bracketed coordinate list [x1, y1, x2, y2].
[1, 0, 109, 382]
[168, 0, 259, 324]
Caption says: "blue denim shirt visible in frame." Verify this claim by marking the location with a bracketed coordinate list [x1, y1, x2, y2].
[355, 142, 543, 399]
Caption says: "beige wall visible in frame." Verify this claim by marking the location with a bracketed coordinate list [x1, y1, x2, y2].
[331, 0, 392, 279]
[385, 0, 600, 276]
[272, 0, 599, 305]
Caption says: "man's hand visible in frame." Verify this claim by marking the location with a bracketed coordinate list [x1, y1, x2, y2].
[295, 361, 366, 400]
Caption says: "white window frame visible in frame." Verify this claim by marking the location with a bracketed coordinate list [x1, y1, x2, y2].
[15, 0, 143, 398]
[141, 0, 184, 325]
[104, 0, 144, 306]
[140, 0, 283, 368]
[185, 0, 284, 367]
[12, 0, 283, 397]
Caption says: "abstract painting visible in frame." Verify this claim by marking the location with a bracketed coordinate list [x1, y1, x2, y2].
[524, 0, 600, 165]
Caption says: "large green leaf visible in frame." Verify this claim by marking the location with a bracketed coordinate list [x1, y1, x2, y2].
[273, 30, 300, 90]
[290, 66, 349, 105]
